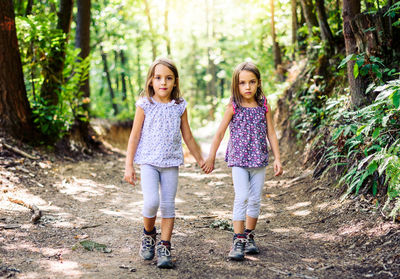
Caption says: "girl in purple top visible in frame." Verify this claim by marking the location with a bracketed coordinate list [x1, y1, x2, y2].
[124, 58, 204, 268]
[204, 62, 283, 261]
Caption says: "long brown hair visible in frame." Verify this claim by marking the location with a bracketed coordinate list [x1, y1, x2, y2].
[231, 62, 265, 107]
[142, 57, 182, 104]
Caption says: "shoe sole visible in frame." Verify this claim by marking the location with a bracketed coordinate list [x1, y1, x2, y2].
[157, 262, 174, 268]
[245, 249, 259, 255]
[228, 255, 245, 261]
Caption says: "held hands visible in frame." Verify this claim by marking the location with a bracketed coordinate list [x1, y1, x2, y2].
[202, 157, 215, 174]
[274, 159, 283, 176]
[124, 165, 137, 185]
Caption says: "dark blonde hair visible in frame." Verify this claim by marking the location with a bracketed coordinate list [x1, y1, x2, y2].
[231, 62, 265, 107]
[142, 57, 182, 104]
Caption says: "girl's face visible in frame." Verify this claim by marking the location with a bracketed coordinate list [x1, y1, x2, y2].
[151, 64, 176, 101]
[238, 70, 259, 101]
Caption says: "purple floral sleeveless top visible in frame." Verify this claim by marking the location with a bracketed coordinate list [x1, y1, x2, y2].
[225, 97, 269, 168]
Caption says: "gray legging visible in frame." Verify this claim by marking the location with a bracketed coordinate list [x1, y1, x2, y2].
[232, 166, 266, 221]
[140, 164, 179, 218]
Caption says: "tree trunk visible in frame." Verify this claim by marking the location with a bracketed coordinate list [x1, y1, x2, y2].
[164, 0, 171, 56]
[299, 0, 319, 36]
[0, 0, 36, 141]
[143, 0, 157, 60]
[205, 0, 217, 98]
[40, 0, 73, 105]
[25, 0, 34, 16]
[315, 0, 335, 50]
[120, 50, 128, 101]
[291, 0, 298, 45]
[100, 46, 118, 116]
[271, 0, 282, 70]
[343, 0, 367, 107]
[75, 0, 91, 109]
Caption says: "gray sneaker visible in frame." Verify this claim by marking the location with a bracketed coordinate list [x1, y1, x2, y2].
[156, 242, 173, 268]
[139, 233, 156, 260]
[245, 231, 259, 254]
[228, 237, 246, 261]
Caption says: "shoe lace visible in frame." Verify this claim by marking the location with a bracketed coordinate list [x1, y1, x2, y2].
[157, 244, 171, 257]
[233, 238, 247, 250]
[141, 234, 155, 248]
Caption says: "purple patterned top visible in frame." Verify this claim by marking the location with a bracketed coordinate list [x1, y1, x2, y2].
[134, 97, 187, 167]
[225, 97, 269, 168]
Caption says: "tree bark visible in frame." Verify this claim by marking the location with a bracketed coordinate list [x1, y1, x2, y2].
[343, 0, 367, 107]
[291, 0, 298, 45]
[75, 0, 91, 109]
[40, 0, 73, 105]
[120, 50, 128, 101]
[164, 0, 171, 56]
[315, 0, 335, 49]
[100, 46, 118, 116]
[271, 0, 282, 70]
[0, 0, 36, 141]
[143, 0, 157, 60]
[299, 0, 319, 36]
[25, 0, 34, 16]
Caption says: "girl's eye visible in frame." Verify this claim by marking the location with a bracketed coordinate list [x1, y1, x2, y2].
[167, 77, 173, 80]
[155, 76, 161, 80]
[250, 80, 256, 84]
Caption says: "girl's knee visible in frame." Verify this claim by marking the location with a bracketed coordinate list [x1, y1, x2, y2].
[160, 201, 175, 218]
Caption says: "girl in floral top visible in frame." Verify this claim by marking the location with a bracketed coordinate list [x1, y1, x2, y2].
[204, 61, 283, 261]
[124, 58, 204, 268]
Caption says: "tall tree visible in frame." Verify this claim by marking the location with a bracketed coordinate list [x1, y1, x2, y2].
[75, 0, 91, 109]
[299, 0, 319, 36]
[343, 0, 366, 107]
[315, 0, 334, 50]
[75, 0, 91, 144]
[40, 0, 73, 105]
[291, 0, 298, 45]
[164, 0, 171, 56]
[0, 0, 36, 141]
[205, 0, 217, 99]
[271, 0, 282, 69]
[143, 0, 157, 60]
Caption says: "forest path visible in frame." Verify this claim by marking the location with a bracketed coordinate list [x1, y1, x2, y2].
[1, 146, 400, 278]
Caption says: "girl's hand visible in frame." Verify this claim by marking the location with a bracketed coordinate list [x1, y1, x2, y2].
[124, 165, 137, 185]
[273, 160, 283, 176]
[202, 157, 215, 174]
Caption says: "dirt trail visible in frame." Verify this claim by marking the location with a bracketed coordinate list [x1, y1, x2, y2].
[1, 141, 400, 278]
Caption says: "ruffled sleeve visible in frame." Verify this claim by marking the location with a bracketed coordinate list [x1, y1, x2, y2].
[263, 96, 268, 113]
[136, 97, 150, 113]
[178, 98, 187, 116]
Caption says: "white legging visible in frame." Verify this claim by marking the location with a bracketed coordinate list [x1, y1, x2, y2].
[232, 166, 266, 221]
[140, 164, 179, 218]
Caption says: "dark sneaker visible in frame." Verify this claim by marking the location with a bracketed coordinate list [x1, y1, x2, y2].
[245, 231, 259, 254]
[156, 242, 173, 268]
[228, 237, 246, 261]
[139, 233, 156, 260]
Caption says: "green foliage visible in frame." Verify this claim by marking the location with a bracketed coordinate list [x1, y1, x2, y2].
[325, 79, 400, 217]
[16, 12, 90, 142]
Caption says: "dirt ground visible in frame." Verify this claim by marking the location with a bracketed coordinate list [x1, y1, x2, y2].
[1, 132, 400, 279]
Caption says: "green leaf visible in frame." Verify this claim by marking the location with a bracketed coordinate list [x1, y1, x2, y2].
[79, 240, 112, 253]
[392, 90, 400, 108]
[372, 181, 378, 196]
[372, 127, 381, 140]
[353, 63, 359, 78]
[338, 54, 355, 69]
[356, 125, 366, 136]
[367, 161, 378, 175]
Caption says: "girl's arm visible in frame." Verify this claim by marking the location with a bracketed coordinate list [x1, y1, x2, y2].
[181, 109, 205, 167]
[266, 104, 283, 176]
[203, 104, 234, 173]
[124, 107, 145, 185]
